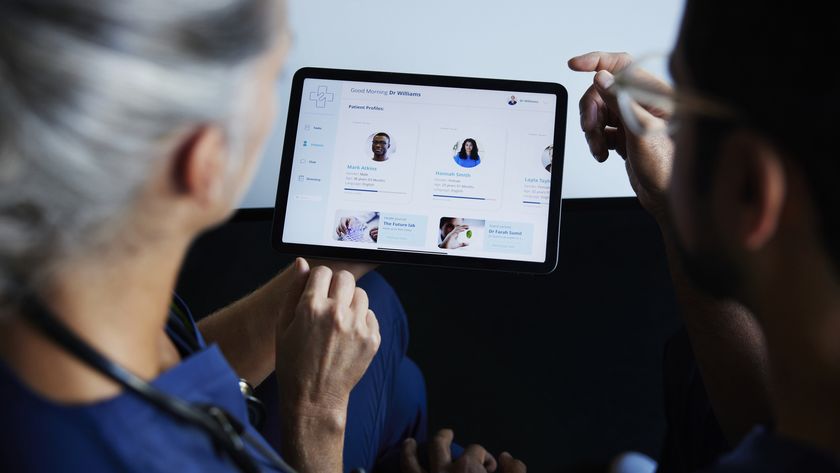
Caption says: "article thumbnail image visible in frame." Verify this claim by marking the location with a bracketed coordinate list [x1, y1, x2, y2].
[334, 210, 380, 243]
[437, 217, 485, 250]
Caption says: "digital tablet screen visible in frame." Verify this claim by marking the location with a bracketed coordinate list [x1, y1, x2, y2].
[272, 68, 567, 273]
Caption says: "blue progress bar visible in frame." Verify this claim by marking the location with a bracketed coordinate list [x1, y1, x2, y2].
[433, 194, 486, 200]
[344, 188, 378, 193]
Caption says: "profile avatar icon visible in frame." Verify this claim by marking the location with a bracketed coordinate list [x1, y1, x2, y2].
[371, 132, 391, 162]
[453, 138, 481, 169]
[508, 95, 518, 106]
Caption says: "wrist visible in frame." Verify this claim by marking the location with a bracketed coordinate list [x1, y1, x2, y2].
[280, 394, 349, 432]
[279, 399, 347, 473]
[643, 195, 671, 229]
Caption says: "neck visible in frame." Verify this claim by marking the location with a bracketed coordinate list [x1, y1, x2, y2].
[750, 250, 840, 455]
[0, 237, 189, 403]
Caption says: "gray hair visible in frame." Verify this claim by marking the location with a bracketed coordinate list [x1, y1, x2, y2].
[0, 0, 282, 309]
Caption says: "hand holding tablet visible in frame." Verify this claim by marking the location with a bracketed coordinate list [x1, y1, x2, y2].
[272, 68, 567, 273]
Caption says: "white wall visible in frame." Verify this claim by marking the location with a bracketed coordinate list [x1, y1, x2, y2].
[240, 0, 685, 208]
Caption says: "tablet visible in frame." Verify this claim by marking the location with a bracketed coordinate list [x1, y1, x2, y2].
[271, 68, 567, 273]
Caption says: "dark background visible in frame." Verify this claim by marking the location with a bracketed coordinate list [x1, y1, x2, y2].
[176, 197, 681, 472]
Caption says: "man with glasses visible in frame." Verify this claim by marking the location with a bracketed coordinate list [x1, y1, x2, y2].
[570, 0, 840, 471]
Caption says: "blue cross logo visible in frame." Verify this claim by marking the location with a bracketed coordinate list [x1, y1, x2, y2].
[309, 86, 334, 108]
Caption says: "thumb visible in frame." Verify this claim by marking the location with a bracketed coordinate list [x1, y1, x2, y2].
[400, 438, 424, 473]
[288, 257, 310, 295]
[499, 452, 527, 473]
[594, 70, 620, 116]
[596, 69, 664, 135]
[279, 258, 311, 318]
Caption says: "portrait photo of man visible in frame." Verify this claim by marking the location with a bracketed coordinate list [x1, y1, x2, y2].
[371, 132, 391, 162]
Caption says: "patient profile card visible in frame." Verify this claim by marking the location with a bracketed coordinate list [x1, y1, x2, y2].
[417, 126, 506, 209]
[502, 132, 553, 208]
[334, 119, 418, 203]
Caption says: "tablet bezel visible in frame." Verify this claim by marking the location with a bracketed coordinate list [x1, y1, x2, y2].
[271, 67, 567, 274]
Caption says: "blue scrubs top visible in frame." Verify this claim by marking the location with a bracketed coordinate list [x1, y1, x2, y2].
[0, 297, 283, 472]
[453, 155, 480, 168]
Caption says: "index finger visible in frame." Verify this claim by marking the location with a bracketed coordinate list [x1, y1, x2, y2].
[303, 265, 333, 301]
[328, 269, 356, 306]
[568, 51, 633, 73]
[308, 258, 378, 280]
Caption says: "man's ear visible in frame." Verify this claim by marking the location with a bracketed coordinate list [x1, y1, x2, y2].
[713, 130, 786, 252]
[172, 126, 226, 206]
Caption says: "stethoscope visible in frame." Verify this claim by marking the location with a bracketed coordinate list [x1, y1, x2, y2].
[20, 296, 300, 473]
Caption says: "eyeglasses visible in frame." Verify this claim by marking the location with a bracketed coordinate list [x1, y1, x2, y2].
[612, 53, 743, 136]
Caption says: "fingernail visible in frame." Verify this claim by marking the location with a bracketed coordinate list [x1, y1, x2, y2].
[595, 71, 614, 89]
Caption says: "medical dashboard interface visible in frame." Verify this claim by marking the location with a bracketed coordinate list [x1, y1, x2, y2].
[281, 78, 558, 263]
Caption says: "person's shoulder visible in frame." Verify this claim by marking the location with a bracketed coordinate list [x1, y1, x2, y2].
[0, 353, 252, 471]
[0, 366, 127, 471]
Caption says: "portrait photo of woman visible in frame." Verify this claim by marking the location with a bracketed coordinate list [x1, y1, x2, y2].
[453, 138, 481, 168]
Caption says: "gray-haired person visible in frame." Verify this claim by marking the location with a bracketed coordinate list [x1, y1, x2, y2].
[0, 1, 525, 472]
